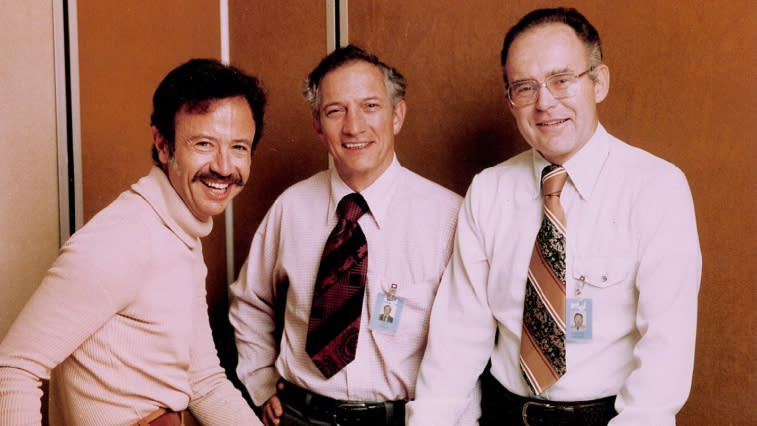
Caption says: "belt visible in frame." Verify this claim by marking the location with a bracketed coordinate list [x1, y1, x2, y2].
[480, 369, 617, 426]
[133, 408, 194, 426]
[278, 379, 405, 426]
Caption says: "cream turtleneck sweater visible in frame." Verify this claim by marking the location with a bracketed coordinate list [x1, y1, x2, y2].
[0, 167, 261, 426]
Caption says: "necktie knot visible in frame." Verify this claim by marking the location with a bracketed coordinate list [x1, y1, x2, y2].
[337, 193, 369, 222]
[541, 164, 568, 198]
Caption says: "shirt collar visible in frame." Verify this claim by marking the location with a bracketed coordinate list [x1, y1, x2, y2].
[563, 123, 610, 200]
[529, 123, 610, 200]
[131, 166, 213, 249]
[327, 154, 401, 229]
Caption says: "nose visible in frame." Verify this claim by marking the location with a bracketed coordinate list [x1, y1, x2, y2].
[342, 108, 367, 135]
[211, 146, 233, 176]
[534, 83, 558, 110]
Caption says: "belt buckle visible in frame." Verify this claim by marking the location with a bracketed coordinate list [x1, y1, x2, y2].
[333, 401, 368, 426]
[522, 400, 555, 426]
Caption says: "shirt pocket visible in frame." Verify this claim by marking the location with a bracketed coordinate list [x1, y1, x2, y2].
[572, 255, 637, 300]
[366, 275, 438, 344]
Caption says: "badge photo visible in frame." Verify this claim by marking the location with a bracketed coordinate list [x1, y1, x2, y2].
[566, 298, 592, 341]
[369, 292, 403, 334]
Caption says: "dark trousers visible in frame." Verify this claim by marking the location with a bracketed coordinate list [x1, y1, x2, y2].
[280, 407, 329, 426]
[278, 380, 405, 426]
[479, 369, 616, 426]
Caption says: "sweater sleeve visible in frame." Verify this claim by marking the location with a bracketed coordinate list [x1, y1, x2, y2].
[0, 214, 150, 425]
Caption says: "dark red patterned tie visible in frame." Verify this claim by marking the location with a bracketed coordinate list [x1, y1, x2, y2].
[306, 193, 369, 378]
[520, 164, 568, 394]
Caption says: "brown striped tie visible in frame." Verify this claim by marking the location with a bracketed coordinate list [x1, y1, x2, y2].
[519, 164, 568, 394]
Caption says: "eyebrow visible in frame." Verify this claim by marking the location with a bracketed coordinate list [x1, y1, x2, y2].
[187, 134, 217, 141]
[361, 96, 383, 103]
[188, 134, 252, 144]
[321, 102, 343, 111]
[510, 67, 575, 84]
[321, 96, 385, 110]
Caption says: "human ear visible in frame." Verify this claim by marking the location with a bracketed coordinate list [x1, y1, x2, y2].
[392, 100, 407, 135]
[593, 64, 610, 103]
[151, 126, 171, 164]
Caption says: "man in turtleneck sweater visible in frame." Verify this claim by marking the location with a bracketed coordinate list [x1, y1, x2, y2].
[0, 59, 266, 426]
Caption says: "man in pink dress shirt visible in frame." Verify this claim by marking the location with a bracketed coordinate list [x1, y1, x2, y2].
[229, 45, 475, 426]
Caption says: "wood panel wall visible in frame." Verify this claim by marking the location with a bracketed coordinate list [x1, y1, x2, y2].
[348, 1, 756, 424]
[76, 0, 231, 391]
[228, 2, 329, 270]
[73, 1, 756, 424]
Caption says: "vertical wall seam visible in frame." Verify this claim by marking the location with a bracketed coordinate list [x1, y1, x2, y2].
[53, 0, 83, 241]
[339, 0, 349, 48]
[220, 0, 235, 286]
[53, 0, 70, 244]
[66, 0, 83, 234]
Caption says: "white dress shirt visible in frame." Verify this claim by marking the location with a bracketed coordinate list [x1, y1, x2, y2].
[407, 124, 702, 425]
[230, 157, 475, 413]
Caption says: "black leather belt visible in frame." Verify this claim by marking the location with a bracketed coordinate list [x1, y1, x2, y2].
[480, 369, 617, 426]
[278, 379, 405, 426]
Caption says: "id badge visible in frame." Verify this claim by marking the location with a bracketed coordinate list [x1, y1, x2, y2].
[566, 298, 592, 341]
[369, 288, 403, 334]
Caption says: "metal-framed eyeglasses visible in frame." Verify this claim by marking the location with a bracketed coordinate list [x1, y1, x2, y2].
[506, 66, 596, 107]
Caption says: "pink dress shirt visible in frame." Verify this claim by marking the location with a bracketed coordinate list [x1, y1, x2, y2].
[230, 157, 467, 411]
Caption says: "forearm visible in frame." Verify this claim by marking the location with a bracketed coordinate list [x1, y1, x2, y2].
[0, 366, 44, 425]
[228, 296, 280, 406]
[228, 260, 282, 406]
[188, 376, 262, 426]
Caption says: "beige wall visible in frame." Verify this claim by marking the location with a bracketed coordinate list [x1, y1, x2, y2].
[0, 1, 60, 338]
[0, 0, 59, 336]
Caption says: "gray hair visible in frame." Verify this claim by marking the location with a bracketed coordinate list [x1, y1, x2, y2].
[302, 45, 406, 116]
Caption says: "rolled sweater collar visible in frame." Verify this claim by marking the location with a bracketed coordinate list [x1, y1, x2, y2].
[130, 166, 213, 249]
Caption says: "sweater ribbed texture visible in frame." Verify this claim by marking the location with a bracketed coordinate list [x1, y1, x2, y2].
[0, 167, 261, 425]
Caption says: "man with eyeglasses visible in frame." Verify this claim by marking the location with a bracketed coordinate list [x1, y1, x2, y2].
[407, 7, 701, 426]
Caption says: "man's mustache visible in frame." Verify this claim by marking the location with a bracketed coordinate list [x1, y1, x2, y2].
[192, 170, 245, 186]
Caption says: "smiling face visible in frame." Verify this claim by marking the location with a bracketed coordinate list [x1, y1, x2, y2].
[313, 60, 406, 192]
[504, 23, 609, 164]
[154, 95, 255, 222]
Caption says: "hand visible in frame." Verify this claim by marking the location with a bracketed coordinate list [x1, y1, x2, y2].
[262, 382, 285, 426]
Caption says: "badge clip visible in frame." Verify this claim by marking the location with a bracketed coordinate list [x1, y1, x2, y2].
[387, 283, 398, 301]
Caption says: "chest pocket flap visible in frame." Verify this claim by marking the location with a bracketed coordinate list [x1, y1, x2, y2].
[573, 255, 637, 289]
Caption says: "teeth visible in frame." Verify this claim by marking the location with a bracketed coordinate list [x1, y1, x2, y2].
[344, 142, 370, 149]
[203, 181, 229, 190]
[539, 119, 567, 126]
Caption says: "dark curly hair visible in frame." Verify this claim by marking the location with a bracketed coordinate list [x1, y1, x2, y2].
[150, 58, 266, 164]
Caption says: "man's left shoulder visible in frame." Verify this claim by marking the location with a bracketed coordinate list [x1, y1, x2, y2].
[400, 167, 463, 208]
[609, 134, 688, 183]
